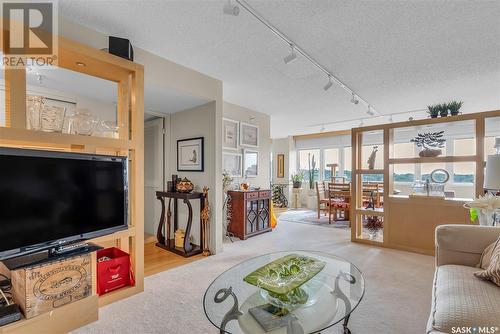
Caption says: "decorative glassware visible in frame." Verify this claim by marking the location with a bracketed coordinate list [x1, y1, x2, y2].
[39, 105, 66, 132]
[96, 120, 120, 138]
[70, 109, 98, 136]
[26, 96, 45, 131]
[411, 180, 427, 195]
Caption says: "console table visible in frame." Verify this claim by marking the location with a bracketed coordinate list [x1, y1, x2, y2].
[227, 190, 272, 240]
[155, 191, 205, 257]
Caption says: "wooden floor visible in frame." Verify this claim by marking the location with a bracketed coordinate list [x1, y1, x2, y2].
[144, 206, 288, 277]
[144, 237, 204, 277]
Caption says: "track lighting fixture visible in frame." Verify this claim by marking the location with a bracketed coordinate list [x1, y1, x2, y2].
[366, 106, 375, 116]
[320, 124, 325, 132]
[389, 115, 394, 123]
[351, 93, 359, 105]
[283, 45, 297, 65]
[223, 0, 239, 16]
[323, 76, 333, 91]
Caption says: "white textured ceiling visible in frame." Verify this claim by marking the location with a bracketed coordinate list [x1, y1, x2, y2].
[59, 0, 500, 138]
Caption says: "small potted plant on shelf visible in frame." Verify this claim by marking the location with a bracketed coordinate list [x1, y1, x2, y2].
[439, 103, 449, 117]
[448, 100, 463, 116]
[365, 216, 383, 240]
[427, 104, 440, 118]
[291, 172, 304, 189]
[410, 131, 446, 157]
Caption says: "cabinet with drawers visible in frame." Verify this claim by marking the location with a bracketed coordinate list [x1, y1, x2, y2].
[227, 190, 272, 240]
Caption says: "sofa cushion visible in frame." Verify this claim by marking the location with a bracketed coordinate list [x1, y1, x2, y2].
[428, 265, 500, 334]
[478, 241, 495, 269]
[475, 236, 500, 286]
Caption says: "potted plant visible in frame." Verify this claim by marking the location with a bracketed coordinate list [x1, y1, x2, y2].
[308, 153, 317, 190]
[291, 172, 304, 189]
[427, 105, 439, 118]
[439, 103, 449, 117]
[448, 100, 463, 116]
[410, 131, 446, 157]
[365, 216, 383, 240]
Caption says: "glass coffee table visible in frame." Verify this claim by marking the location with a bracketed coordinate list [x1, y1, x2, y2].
[203, 251, 365, 334]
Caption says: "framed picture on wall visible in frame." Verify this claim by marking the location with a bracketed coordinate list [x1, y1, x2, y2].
[177, 137, 204, 172]
[223, 152, 243, 178]
[244, 149, 259, 178]
[223, 118, 239, 150]
[240, 122, 259, 148]
[277, 154, 285, 178]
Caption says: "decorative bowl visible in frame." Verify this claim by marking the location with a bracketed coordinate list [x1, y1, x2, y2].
[176, 177, 194, 193]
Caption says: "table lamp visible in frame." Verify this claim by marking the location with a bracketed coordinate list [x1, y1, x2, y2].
[484, 137, 500, 193]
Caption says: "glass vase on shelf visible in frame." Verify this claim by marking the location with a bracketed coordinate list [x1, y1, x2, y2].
[68, 109, 98, 136]
[26, 95, 45, 131]
[40, 105, 66, 133]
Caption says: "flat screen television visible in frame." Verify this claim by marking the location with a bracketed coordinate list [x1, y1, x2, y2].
[0, 148, 128, 260]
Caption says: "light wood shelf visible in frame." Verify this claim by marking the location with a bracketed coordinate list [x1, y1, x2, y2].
[388, 155, 476, 164]
[354, 208, 385, 217]
[0, 296, 98, 334]
[0, 127, 130, 151]
[351, 110, 500, 254]
[0, 32, 144, 333]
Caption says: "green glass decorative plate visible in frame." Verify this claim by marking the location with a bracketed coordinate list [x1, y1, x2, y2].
[243, 254, 326, 295]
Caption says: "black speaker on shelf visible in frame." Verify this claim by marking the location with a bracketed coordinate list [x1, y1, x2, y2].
[108, 36, 134, 61]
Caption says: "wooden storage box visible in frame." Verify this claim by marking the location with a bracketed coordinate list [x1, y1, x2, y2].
[4, 254, 92, 319]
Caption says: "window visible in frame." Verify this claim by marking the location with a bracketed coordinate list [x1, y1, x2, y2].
[324, 148, 339, 180]
[454, 162, 475, 183]
[421, 163, 446, 182]
[344, 147, 352, 181]
[393, 164, 415, 182]
[393, 142, 415, 159]
[454, 138, 475, 156]
[485, 137, 497, 158]
[298, 149, 320, 183]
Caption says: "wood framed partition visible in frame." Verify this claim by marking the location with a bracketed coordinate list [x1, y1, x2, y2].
[351, 110, 500, 255]
[0, 35, 144, 332]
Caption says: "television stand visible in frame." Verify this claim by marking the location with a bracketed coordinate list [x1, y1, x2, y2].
[1, 242, 103, 271]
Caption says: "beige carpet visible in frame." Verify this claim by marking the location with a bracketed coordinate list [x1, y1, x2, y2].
[74, 215, 434, 334]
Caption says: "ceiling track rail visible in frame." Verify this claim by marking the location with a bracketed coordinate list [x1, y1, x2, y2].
[235, 0, 380, 116]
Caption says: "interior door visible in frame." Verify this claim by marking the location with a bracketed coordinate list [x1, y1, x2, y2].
[144, 117, 165, 238]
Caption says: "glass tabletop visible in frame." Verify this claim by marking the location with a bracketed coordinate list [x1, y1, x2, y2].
[203, 251, 365, 334]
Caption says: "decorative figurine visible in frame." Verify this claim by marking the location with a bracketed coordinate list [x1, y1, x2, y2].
[367, 146, 378, 170]
[201, 186, 211, 256]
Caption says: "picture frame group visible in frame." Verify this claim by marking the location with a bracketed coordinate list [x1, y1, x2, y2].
[222, 118, 260, 178]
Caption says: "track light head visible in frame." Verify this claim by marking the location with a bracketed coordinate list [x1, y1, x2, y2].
[389, 115, 394, 123]
[320, 124, 326, 132]
[323, 77, 333, 91]
[283, 45, 297, 64]
[223, 0, 239, 16]
[366, 106, 375, 116]
[351, 93, 359, 105]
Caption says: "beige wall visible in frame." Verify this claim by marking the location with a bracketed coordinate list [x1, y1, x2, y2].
[223, 102, 271, 189]
[59, 18, 224, 253]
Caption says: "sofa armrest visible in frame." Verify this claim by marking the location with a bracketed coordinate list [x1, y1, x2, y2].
[435, 224, 500, 267]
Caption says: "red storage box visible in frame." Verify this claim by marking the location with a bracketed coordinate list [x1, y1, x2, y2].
[96, 247, 134, 295]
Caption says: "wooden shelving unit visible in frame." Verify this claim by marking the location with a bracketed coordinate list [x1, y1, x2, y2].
[351, 110, 500, 254]
[0, 34, 144, 332]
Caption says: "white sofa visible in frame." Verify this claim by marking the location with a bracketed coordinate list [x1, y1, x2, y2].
[427, 225, 500, 334]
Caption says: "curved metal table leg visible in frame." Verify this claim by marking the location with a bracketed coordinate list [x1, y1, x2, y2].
[332, 271, 356, 334]
[183, 198, 194, 253]
[214, 287, 243, 334]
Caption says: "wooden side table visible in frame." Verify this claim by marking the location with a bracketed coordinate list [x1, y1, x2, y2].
[155, 191, 205, 257]
[292, 188, 301, 209]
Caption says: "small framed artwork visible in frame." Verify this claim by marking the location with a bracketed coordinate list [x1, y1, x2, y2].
[223, 152, 243, 178]
[244, 149, 259, 178]
[223, 118, 239, 151]
[277, 154, 285, 178]
[177, 137, 204, 172]
[240, 122, 259, 148]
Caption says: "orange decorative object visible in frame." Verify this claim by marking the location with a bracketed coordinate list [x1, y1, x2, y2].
[240, 183, 250, 191]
